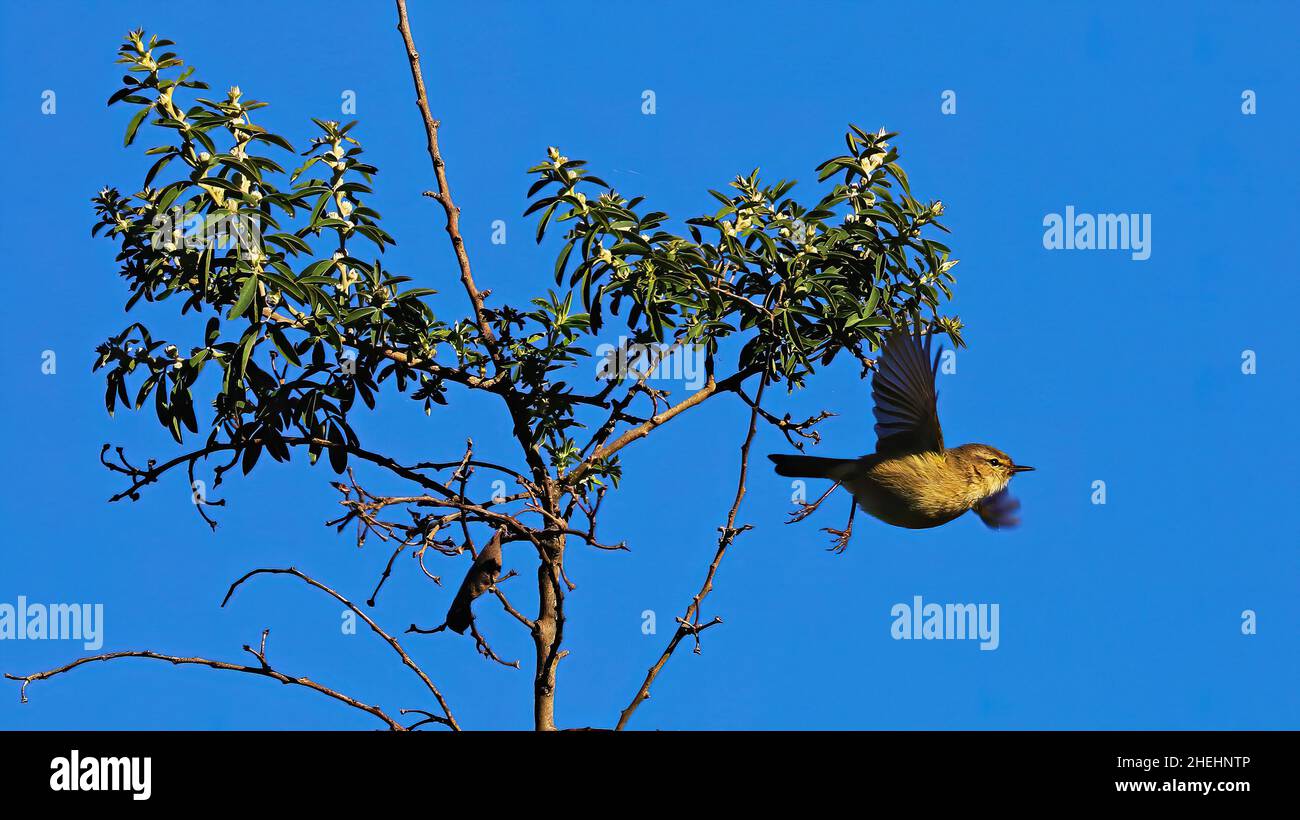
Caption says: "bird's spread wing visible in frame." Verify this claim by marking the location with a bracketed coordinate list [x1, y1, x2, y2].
[973, 488, 1021, 529]
[872, 330, 944, 456]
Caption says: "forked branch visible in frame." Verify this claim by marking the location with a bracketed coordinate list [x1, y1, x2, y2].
[222, 565, 460, 729]
[4, 630, 409, 731]
[615, 378, 769, 729]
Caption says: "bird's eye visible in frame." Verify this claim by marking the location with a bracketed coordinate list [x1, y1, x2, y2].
[988, 458, 1001, 466]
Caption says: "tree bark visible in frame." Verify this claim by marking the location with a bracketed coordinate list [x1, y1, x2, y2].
[532, 531, 566, 730]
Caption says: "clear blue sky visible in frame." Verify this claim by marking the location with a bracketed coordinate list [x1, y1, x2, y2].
[1, 1, 1296, 730]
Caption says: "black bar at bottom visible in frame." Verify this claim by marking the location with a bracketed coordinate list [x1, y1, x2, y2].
[0, 730, 1284, 804]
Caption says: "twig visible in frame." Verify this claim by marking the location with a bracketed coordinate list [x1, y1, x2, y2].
[395, 0, 500, 367]
[735, 387, 835, 450]
[222, 566, 460, 730]
[4, 631, 407, 731]
[566, 366, 762, 486]
[615, 377, 768, 730]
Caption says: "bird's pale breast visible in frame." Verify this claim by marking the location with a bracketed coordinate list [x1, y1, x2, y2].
[839, 451, 976, 529]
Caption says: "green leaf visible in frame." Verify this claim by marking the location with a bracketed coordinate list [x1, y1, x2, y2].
[327, 423, 347, 474]
[269, 326, 301, 366]
[241, 443, 262, 474]
[228, 273, 259, 319]
[123, 106, 150, 147]
[554, 240, 575, 284]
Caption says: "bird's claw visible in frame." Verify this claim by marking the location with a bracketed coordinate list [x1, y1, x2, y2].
[784, 482, 841, 525]
[821, 499, 857, 554]
[786, 503, 820, 525]
[821, 525, 853, 554]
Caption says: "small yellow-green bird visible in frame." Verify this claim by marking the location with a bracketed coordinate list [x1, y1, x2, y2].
[768, 330, 1033, 536]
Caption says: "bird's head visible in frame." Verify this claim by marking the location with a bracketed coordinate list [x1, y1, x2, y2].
[951, 443, 1035, 498]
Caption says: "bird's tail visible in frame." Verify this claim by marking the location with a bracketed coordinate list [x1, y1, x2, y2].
[767, 454, 854, 479]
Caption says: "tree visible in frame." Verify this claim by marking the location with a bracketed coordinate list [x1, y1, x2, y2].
[5, 1, 961, 730]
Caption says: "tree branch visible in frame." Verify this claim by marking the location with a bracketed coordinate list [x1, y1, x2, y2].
[221, 566, 460, 730]
[615, 377, 767, 730]
[4, 630, 408, 731]
[394, 0, 500, 367]
[565, 366, 762, 486]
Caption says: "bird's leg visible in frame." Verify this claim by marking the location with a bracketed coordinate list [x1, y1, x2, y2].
[822, 498, 857, 554]
[785, 481, 841, 524]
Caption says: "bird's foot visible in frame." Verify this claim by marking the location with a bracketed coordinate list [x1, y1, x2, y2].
[821, 499, 857, 554]
[784, 482, 841, 524]
[786, 503, 820, 525]
[821, 524, 853, 554]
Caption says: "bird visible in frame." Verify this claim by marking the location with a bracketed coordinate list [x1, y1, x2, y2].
[768, 329, 1033, 542]
[444, 528, 504, 634]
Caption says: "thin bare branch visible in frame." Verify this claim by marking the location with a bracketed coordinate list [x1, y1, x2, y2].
[736, 386, 835, 450]
[395, 0, 499, 367]
[4, 631, 407, 731]
[565, 366, 762, 486]
[221, 566, 460, 730]
[615, 377, 768, 730]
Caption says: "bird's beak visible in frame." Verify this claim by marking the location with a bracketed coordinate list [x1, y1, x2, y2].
[1011, 464, 1035, 473]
